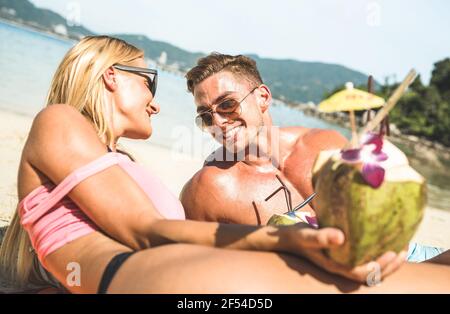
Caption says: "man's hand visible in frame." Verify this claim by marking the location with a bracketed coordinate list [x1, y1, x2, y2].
[282, 223, 408, 284]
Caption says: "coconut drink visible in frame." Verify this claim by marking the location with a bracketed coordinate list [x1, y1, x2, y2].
[266, 70, 424, 267]
[267, 204, 318, 227]
[312, 133, 426, 267]
[265, 175, 319, 228]
[311, 70, 424, 267]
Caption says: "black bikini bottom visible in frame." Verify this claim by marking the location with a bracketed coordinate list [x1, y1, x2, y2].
[98, 252, 134, 294]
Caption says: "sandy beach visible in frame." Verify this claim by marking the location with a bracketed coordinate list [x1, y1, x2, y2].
[1, 108, 449, 291]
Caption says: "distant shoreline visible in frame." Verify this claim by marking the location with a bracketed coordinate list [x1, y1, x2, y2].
[0, 17, 76, 43]
[0, 18, 187, 77]
[2, 17, 449, 164]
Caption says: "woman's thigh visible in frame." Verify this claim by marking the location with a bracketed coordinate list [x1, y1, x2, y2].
[107, 243, 322, 293]
[106, 244, 450, 293]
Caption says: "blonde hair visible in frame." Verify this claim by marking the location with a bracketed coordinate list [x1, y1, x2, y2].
[0, 35, 144, 288]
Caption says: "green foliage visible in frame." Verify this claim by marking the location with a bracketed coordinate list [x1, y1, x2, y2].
[319, 59, 450, 146]
[430, 58, 450, 102]
[385, 59, 450, 146]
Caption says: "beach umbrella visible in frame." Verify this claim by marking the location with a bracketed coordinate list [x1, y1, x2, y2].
[318, 82, 385, 147]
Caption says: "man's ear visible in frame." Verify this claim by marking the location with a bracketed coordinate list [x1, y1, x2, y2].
[258, 84, 272, 113]
[103, 66, 118, 92]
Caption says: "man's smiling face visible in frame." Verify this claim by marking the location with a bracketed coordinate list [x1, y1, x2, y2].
[193, 71, 265, 154]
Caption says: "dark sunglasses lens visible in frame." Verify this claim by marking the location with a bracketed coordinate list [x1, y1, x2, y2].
[218, 100, 239, 113]
[151, 73, 157, 96]
[147, 75, 157, 97]
[196, 113, 212, 130]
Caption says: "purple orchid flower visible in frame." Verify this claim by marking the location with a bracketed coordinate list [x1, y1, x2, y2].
[341, 132, 388, 188]
[305, 215, 319, 229]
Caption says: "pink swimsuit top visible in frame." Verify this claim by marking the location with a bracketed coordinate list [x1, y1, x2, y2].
[19, 152, 186, 267]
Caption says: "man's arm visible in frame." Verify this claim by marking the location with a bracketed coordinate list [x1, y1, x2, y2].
[284, 128, 349, 198]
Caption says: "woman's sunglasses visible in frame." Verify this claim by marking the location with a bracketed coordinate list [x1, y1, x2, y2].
[113, 64, 158, 97]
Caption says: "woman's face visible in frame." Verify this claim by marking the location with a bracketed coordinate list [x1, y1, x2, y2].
[113, 58, 159, 140]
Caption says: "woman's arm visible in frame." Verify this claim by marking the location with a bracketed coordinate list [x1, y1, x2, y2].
[145, 218, 343, 252]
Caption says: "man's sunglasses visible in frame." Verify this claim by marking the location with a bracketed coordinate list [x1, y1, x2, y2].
[195, 86, 258, 131]
[113, 64, 158, 97]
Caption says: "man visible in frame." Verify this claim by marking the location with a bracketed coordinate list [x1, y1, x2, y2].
[180, 53, 446, 269]
[180, 53, 347, 225]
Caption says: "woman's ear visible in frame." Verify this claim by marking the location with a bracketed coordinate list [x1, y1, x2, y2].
[103, 66, 118, 92]
[258, 84, 272, 113]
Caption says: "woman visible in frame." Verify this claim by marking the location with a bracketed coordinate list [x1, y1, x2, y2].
[1, 36, 449, 294]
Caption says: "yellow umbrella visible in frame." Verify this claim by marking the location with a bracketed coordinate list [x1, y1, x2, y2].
[318, 82, 385, 112]
[318, 82, 385, 147]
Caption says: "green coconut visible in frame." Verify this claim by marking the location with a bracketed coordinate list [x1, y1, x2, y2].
[267, 211, 308, 226]
[311, 140, 426, 267]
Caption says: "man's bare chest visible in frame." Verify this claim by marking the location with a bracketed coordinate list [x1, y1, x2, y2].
[223, 167, 314, 225]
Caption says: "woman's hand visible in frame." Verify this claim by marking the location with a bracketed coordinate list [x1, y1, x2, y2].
[280, 223, 408, 284]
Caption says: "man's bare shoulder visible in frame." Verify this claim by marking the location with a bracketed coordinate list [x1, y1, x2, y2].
[279, 126, 347, 146]
[180, 162, 239, 221]
[186, 164, 237, 191]
[292, 127, 348, 152]
[279, 127, 349, 197]
[279, 126, 310, 142]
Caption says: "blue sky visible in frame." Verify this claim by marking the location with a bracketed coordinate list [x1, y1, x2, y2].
[31, 0, 450, 84]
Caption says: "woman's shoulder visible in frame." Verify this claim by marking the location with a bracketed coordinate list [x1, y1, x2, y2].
[28, 104, 102, 150]
[23, 104, 108, 183]
[32, 104, 91, 132]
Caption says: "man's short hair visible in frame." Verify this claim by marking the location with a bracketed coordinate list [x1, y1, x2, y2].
[186, 53, 263, 94]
